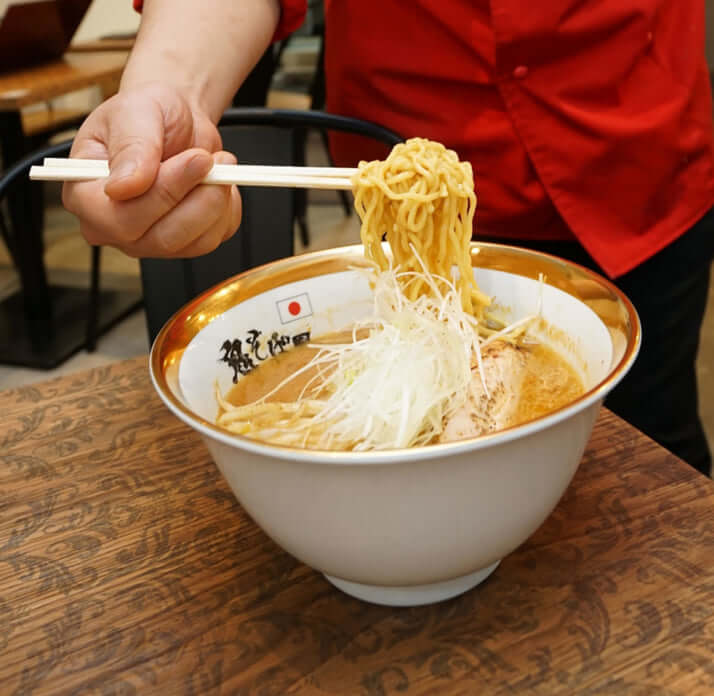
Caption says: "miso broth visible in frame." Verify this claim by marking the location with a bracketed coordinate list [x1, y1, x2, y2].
[225, 330, 585, 439]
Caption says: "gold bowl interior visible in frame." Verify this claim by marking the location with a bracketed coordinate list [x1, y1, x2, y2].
[150, 242, 640, 452]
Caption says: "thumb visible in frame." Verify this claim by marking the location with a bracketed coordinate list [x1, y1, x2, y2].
[103, 99, 165, 202]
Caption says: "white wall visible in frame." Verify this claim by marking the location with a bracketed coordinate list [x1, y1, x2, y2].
[74, 0, 140, 42]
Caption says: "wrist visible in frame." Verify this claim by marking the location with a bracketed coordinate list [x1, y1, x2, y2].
[121, 0, 282, 124]
[120, 51, 221, 121]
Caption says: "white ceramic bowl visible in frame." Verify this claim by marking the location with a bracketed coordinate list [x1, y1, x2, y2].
[150, 243, 640, 606]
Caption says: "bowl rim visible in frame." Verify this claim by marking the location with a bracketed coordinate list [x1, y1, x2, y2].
[150, 242, 641, 465]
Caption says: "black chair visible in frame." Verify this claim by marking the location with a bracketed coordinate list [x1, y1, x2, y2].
[0, 108, 403, 361]
[0, 138, 140, 367]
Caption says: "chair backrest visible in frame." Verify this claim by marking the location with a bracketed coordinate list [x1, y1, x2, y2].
[0, 139, 72, 268]
[141, 108, 403, 342]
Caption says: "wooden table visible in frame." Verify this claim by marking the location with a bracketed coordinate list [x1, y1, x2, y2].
[0, 49, 140, 370]
[1, 356, 714, 695]
[0, 50, 129, 111]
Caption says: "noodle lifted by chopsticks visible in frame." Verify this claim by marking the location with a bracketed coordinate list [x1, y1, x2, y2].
[352, 137, 490, 319]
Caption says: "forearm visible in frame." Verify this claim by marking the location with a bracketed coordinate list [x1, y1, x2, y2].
[120, 0, 280, 122]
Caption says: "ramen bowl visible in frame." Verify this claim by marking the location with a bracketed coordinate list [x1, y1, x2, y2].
[150, 243, 640, 607]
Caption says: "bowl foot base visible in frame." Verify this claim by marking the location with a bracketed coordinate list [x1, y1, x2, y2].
[324, 560, 500, 607]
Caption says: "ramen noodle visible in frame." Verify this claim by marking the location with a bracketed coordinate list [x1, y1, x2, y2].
[353, 137, 490, 320]
[215, 139, 585, 450]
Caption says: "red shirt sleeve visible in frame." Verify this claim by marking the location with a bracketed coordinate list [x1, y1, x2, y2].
[273, 0, 307, 41]
[132, 0, 306, 42]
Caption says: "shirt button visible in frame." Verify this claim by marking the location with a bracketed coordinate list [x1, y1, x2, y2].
[646, 31, 653, 42]
[513, 65, 529, 79]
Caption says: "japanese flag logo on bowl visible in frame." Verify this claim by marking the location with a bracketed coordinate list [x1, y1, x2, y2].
[276, 292, 313, 324]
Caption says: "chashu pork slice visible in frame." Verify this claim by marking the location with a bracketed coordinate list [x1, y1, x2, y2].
[439, 341, 529, 443]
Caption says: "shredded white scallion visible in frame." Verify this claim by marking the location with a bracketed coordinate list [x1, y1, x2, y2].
[216, 266, 546, 451]
[302, 265, 479, 450]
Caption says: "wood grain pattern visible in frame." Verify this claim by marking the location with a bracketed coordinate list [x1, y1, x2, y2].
[0, 51, 128, 110]
[1, 356, 713, 695]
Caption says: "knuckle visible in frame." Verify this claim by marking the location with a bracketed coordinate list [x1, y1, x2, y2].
[154, 179, 183, 211]
[201, 184, 230, 213]
[110, 133, 160, 162]
[117, 244, 141, 259]
[189, 229, 224, 257]
[80, 214, 147, 248]
[153, 222, 195, 256]
[222, 224, 238, 243]
[122, 225, 147, 243]
[113, 210, 149, 242]
[152, 233, 181, 257]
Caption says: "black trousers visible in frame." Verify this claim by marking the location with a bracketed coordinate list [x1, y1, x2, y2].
[481, 207, 714, 477]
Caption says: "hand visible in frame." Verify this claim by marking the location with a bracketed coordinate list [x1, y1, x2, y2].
[62, 83, 242, 258]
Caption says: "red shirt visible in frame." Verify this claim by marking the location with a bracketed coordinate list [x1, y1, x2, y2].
[139, 0, 714, 278]
[132, 0, 303, 41]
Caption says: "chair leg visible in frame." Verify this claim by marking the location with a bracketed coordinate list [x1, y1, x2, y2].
[0, 204, 19, 269]
[0, 111, 52, 318]
[293, 128, 310, 247]
[296, 206, 309, 248]
[85, 245, 101, 352]
[318, 129, 352, 218]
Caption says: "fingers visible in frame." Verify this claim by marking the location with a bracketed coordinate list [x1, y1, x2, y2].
[67, 150, 242, 258]
[67, 94, 165, 202]
[122, 154, 241, 257]
[114, 149, 215, 229]
[65, 147, 214, 245]
[68, 84, 222, 203]
[62, 82, 241, 259]
[129, 151, 241, 258]
[102, 97, 165, 201]
[213, 151, 242, 244]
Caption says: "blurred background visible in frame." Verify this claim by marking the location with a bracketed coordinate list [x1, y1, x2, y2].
[1, 0, 714, 473]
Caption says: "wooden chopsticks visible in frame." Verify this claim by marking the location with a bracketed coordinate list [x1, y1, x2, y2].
[29, 157, 358, 190]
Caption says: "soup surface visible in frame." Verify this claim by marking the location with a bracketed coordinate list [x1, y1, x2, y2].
[224, 329, 584, 443]
[226, 329, 356, 406]
[511, 343, 584, 426]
